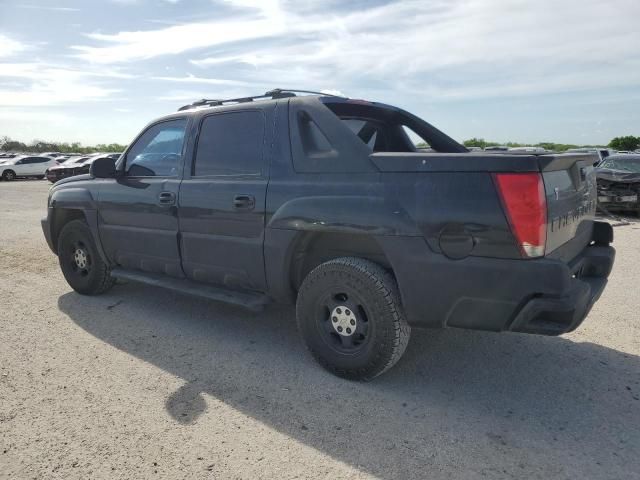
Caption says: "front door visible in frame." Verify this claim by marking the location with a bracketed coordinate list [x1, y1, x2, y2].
[97, 118, 188, 277]
[18, 157, 39, 175]
[178, 109, 269, 291]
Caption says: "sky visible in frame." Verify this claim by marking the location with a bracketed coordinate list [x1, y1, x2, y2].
[0, 0, 639, 146]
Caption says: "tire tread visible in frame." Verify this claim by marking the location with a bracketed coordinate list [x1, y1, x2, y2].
[296, 256, 410, 380]
[58, 219, 115, 295]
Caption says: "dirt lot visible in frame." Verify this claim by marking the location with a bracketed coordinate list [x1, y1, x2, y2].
[1, 180, 639, 480]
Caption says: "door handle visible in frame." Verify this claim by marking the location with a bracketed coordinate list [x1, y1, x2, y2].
[233, 194, 255, 210]
[158, 191, 176, 205]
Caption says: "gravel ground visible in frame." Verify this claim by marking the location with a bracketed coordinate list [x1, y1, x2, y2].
[1, 180, 639, 480]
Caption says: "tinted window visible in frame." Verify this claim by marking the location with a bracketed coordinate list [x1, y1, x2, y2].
[341, 118, 387, 151]
[126, 119, 187, 177]
[194, 111, 265, 176]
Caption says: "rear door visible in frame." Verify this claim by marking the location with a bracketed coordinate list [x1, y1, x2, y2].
[16, 157, 36, 175]
[178, 108, 270, 291]
[33, 157, 53, 175]
[97, 118, 188, 277]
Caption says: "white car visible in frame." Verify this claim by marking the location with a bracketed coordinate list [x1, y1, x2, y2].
[0, 155, 58, 181]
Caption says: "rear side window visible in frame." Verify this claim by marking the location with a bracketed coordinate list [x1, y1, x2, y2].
[194, 111, 265, 176]
[341, 119, 388, 151]
[322, 101, 467, 153]
[126, 118, 187, 177]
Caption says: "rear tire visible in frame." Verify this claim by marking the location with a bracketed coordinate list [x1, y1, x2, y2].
[296, 257, 410, 381]
[57, 219, 115, 295]
[2, 170, 16, 181]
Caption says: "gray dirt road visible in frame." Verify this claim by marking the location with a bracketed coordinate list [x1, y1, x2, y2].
[1, 181, 639, 480]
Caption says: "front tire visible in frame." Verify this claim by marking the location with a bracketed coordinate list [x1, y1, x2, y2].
[2, 170, 16, 181]
[57, 219, 115, 295]
[296, 257, 410, 380]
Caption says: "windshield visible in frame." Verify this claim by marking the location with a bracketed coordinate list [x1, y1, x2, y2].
[599, 156, 640, 173]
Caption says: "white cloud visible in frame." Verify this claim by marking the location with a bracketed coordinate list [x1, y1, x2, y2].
[151, 74, 251, 87]
[68, 0, 640, 101]
[321, 89, 346, 97]
[0, 35, 29, 58]
[0, 63, 122, 106]
[72, 17, 286, 63]
[17, 4, 81, 11]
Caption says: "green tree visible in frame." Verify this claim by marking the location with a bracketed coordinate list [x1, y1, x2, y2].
[608, 136, 639, 151]
[0, 136, 127, 154]
[463, 138, 487, 148]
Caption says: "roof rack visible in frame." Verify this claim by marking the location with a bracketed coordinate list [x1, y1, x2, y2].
[177, 88, 344, 111]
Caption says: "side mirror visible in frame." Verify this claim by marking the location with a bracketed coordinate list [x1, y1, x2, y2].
[90, 157, 117, 178]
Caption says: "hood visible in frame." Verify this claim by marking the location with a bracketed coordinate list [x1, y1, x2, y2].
[48, 163, 70, 171]
[51, 162, 86, 170]
[51, 173, 92, 187]
[595, 168, 640, 183]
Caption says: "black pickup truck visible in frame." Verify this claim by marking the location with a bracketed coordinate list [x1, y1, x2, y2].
[42, 89, 615, 380]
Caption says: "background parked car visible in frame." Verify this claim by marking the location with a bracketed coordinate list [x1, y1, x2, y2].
[46, 155, 96, 183]
[45, 153, 122, 183]
[507, 146, 550, 153]
[595, 154, 640, 215]
[566, 147, 612, 165]
[484, 146, 509, 151]
[0, 155, 58, 181]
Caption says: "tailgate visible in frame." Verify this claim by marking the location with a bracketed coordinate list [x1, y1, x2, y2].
[540, 153, 598, 257]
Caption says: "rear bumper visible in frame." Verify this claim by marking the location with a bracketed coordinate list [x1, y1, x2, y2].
[378, 221, 615, 335]
[508, 244, 614, 335]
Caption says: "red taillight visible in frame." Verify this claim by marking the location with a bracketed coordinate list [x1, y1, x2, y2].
[493, 173, 547, 258]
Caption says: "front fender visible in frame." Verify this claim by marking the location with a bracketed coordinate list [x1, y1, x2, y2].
[46, 187, 109, 264]
[50, 187, 97, 210]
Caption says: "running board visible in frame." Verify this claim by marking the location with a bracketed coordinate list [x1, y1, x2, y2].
[110, 268, 270, 312]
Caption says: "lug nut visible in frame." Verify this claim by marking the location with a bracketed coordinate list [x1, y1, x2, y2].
[337, 326, 343, 332]
[345, 309, 351, 315]
[350, 319, 355, 325]
[336, 308, 342, 314]
[332, 316, 338, 322]
[346, 328, 351, 334]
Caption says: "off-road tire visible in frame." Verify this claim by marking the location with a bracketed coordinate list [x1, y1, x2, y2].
[296, 257, 410, 380]
[58, 219, 115, 295]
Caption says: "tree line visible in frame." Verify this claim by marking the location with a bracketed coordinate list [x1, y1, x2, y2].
[463, 136, 640, 152]
[0, 136, 127, 154]
[2, 134, 638, 155]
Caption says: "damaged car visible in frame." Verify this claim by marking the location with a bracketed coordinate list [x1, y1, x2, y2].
[46, 153, 122, 183]
[596, 154, 640, 215]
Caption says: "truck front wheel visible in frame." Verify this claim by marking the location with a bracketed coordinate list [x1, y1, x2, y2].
[57, 219, 115, 295]
[296, 257, 410, 380]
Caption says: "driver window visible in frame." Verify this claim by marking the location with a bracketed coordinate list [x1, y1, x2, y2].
[126, 118, 187, 177]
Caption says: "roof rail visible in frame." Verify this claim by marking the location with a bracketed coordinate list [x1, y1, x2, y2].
[177, 88, 345, 111]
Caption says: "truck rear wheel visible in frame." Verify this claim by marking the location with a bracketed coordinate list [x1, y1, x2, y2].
[296, 257, 410, 380]
[58, 219, 115, 295]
